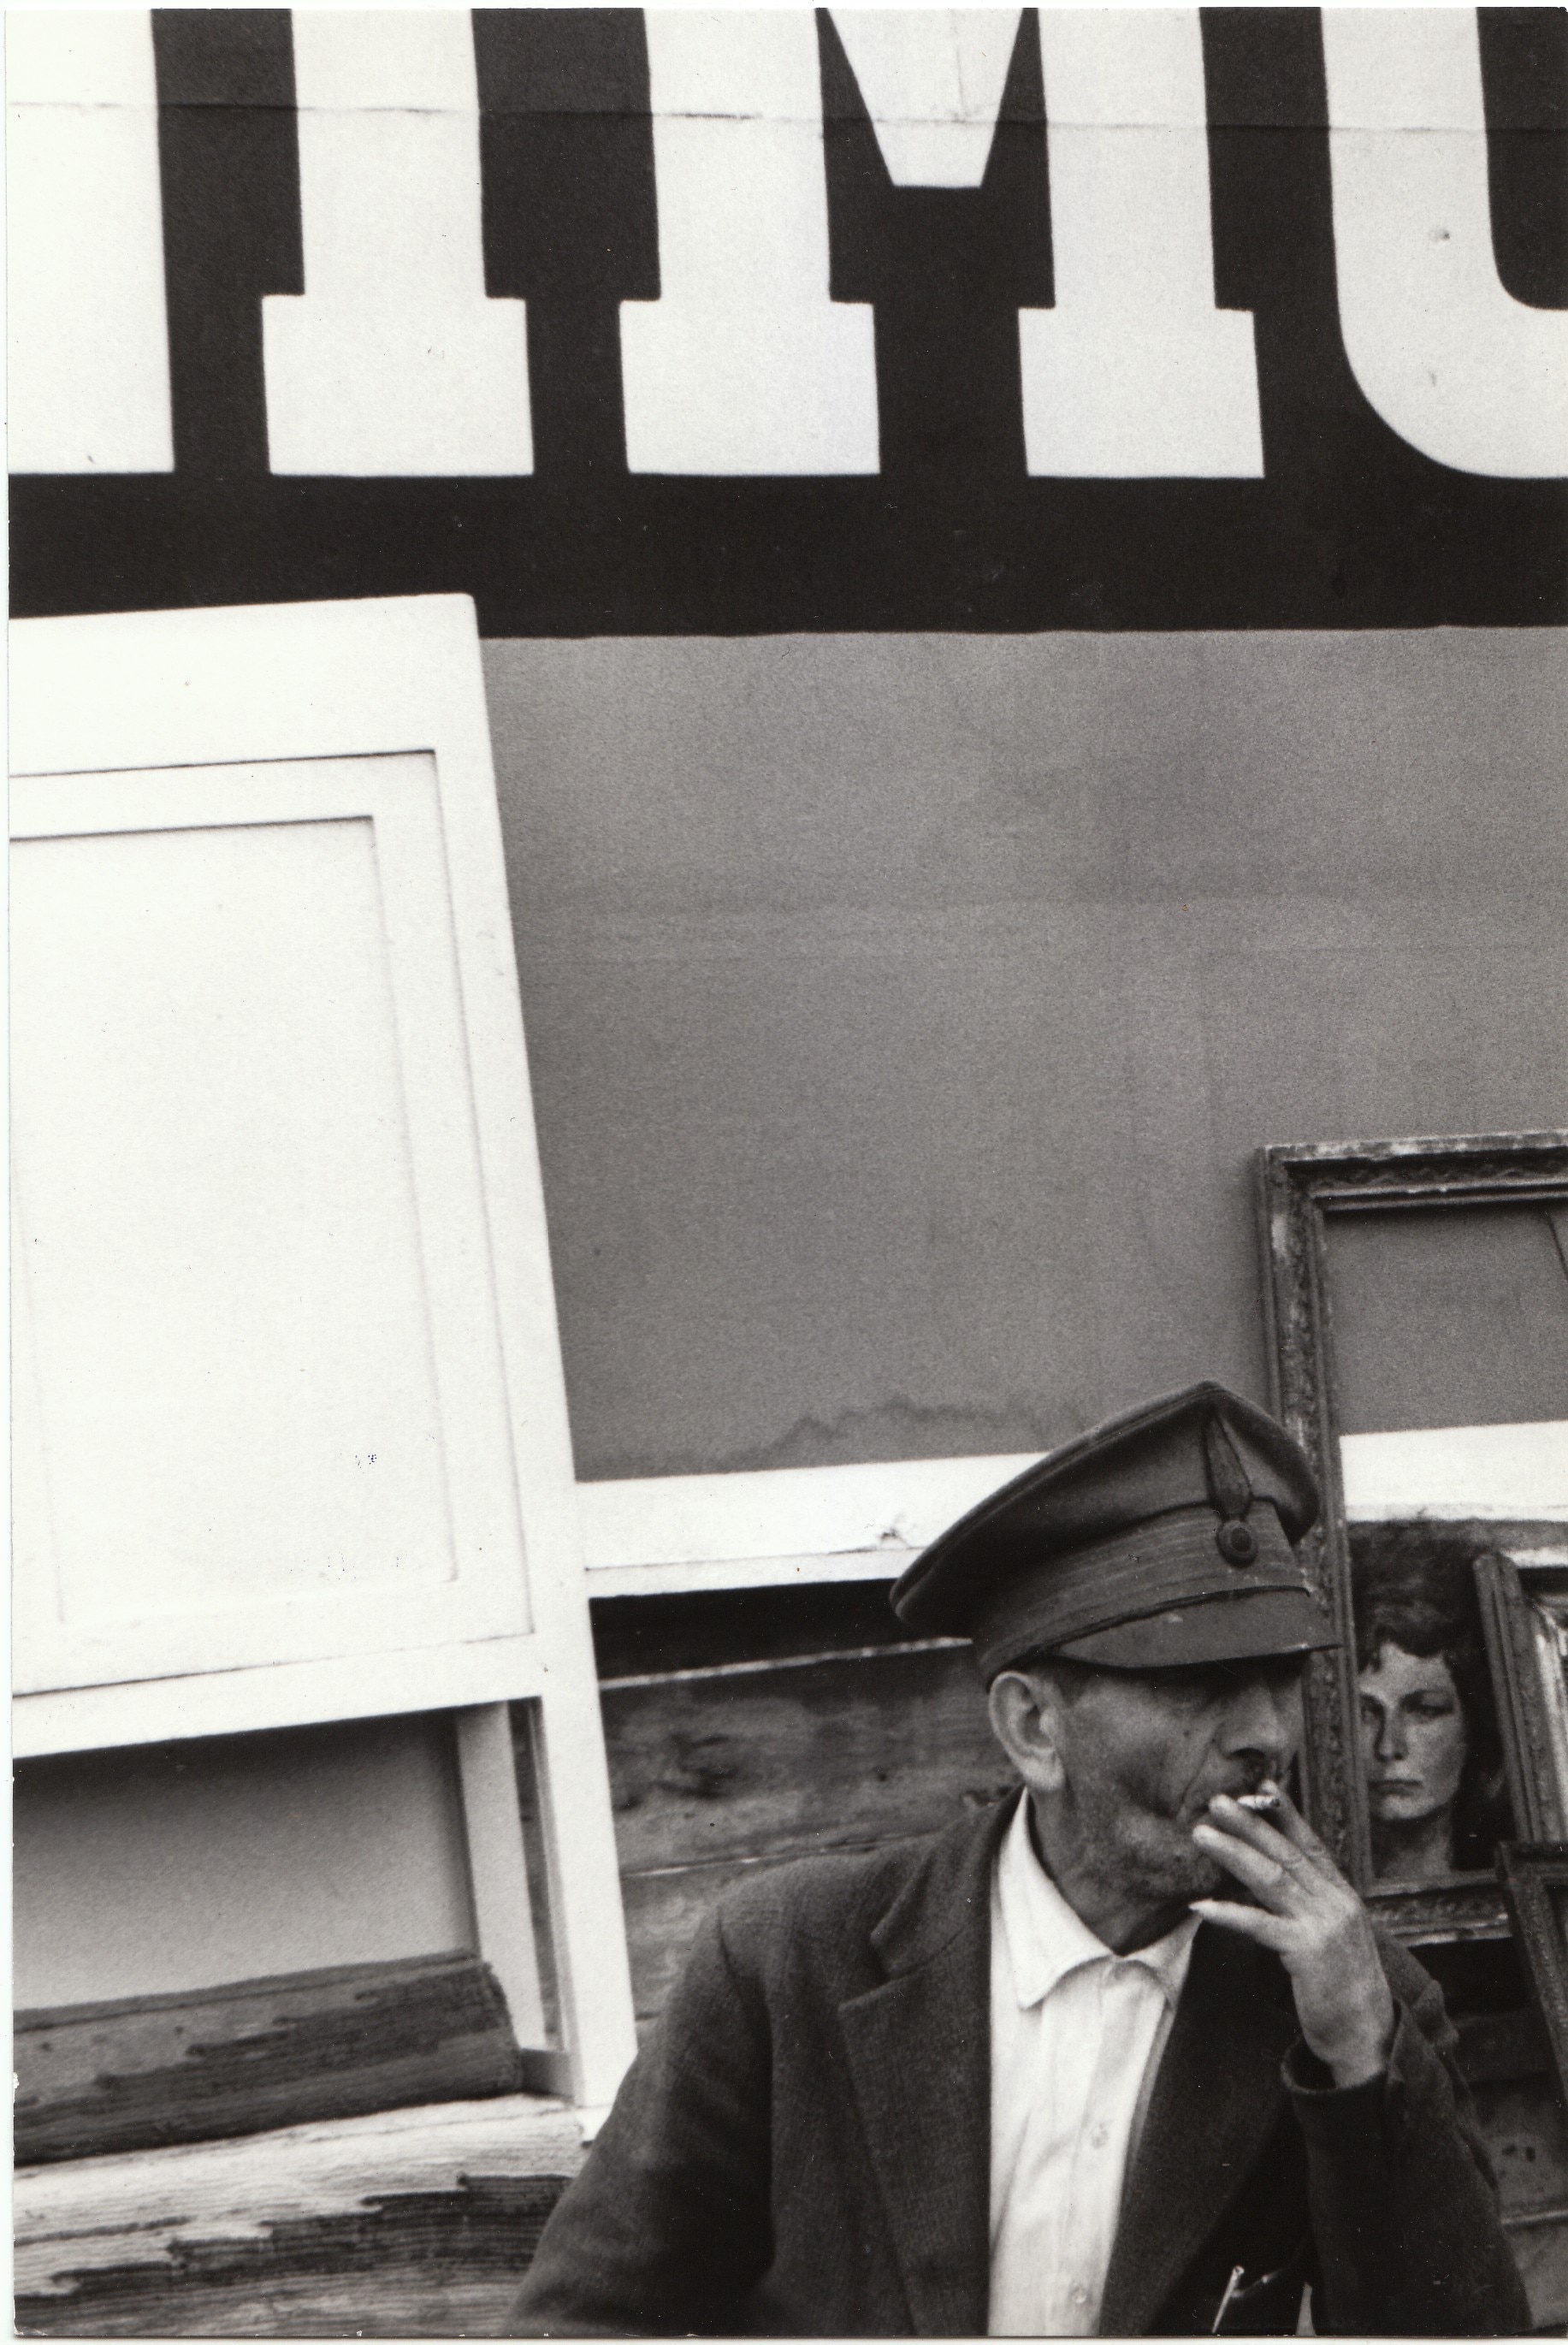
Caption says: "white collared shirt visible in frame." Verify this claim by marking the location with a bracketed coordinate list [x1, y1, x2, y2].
[988, 1794, 1199, 2337]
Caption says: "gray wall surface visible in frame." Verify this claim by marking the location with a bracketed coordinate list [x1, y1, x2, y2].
[482, 630, 1567, 1482]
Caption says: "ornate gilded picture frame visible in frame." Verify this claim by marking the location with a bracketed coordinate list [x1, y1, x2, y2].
[1498, 1845, 1568, 2111]
[1476, 1552, 1568, 1848]
[1256, 1133, 1568, 1945]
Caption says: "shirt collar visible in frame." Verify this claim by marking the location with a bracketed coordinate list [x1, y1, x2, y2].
[996, 1790, 1200, 2013]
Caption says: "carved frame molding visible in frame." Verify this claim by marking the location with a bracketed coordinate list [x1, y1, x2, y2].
[1497, 1843, 1568, 2110]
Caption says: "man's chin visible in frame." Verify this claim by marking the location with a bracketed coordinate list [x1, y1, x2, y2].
[1124, 1826, 1228, 1908]
[1171, 1851, 1229, 1904]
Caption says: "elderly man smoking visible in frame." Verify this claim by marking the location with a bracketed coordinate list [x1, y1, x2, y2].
[513, 1383, 1526, 2337]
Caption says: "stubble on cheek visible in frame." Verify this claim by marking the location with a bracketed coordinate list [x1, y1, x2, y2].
[1076, 1758, 1227, 1905]
[1127, 1751, 1232, 1900]
[1181, 1834, 1229, 1899]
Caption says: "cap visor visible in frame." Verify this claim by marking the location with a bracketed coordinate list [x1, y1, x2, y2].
[1054, 1586, 1338, 1670]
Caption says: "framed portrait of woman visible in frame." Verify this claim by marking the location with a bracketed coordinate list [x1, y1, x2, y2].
[1256, 1132, 1568, 1947]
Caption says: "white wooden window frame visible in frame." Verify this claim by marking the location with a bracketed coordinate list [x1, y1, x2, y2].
[10, 595, 635, 2108]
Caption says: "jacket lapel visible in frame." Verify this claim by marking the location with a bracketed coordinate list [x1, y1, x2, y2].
[837, 1800, 1010, 2337]
[1098, 1924, 1298, 2336]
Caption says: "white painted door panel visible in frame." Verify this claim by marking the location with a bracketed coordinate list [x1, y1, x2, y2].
[12, 754, 530, 1690]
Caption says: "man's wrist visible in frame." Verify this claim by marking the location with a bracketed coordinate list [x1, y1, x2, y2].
[1325, 2044, 1389, 2091]
[1321, 2006, 1396, 2090]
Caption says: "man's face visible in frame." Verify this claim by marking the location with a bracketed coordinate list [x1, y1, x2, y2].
[1044, 1655, 1306, 1909]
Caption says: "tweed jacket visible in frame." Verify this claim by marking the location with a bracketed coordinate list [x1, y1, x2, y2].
[513, 1797, 1528, 2337]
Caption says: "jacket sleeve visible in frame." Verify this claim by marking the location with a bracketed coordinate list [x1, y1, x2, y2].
[508, 1904, 774, 2338]
[1285, 1952, 1530, 2336]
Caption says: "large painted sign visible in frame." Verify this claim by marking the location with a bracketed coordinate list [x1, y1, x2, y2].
[9, 7, 1566, 631]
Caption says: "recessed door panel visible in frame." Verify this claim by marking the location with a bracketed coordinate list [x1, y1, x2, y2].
[12, 755, 530, 1690]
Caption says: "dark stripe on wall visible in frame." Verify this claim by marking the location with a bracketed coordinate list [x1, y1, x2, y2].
[820, 9, 1050, 489]
[152, 10, 303, 485]
[1480, 7, 1568, 311]
[475, 10, 658, 487]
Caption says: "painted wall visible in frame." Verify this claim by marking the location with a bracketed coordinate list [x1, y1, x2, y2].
[483, 626, 1568, 1481]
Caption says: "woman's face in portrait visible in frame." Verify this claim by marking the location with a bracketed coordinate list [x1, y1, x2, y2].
[1358, 1642, 1468, 1833]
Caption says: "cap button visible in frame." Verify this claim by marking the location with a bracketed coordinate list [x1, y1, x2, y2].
[1216, 1519, 1258, 1566]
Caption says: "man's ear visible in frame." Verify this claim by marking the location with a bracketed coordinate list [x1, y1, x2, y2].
[987, 1667, 1068, 1795]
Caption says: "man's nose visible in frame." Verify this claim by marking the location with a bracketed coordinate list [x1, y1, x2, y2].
[1221, 1672, 1301, 1766]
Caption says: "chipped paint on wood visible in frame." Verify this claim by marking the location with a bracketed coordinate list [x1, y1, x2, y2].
[15, 2093, 584, 2336]
[16, 1953, 524, 2166]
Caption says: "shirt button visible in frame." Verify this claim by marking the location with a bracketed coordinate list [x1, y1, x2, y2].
[1089, 2122, 1109, 2148]
[1071, 2285, 1090, 2307]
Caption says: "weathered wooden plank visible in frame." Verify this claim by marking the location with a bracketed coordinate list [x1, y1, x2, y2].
[618, 1850, 812, 2020]
[16, 1954, 524, 2167]
[1501, 2210, 1568, 2334]
[596, 1637, 1015, 2020]
[600, 1642, 1013, 1879]
[1455, 2004, 1552, 2087]
[1473, 2073, 1568, 2222]
[15, 1997, 1567, 2335]
[1461, 2071, 1568, 2332]
[589, 1581, 928, 1681]
[15, 2093, 584, 2338]
[16, 2176, 565, 2337]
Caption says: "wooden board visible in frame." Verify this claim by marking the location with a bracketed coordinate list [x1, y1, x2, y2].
[15, 2094, 584, 2339]
[16, 2175, 566, 2338]
[618, 1851, 805, 2022]
[16, 2018, 1568, 2337]
[1467, 2071, 1568, 2329]
[589, 1637, 1014, 2017]
[601, 1642, 1009, 1874]
[588, 1579, 921, 1679]
[16, 1955, 524, 2166]
[1506, 2216, 1568, 2338]
[1473, 2071, 1568, 2224]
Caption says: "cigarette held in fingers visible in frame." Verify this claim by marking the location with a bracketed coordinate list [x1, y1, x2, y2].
[1234, 1791, 1282, 1815]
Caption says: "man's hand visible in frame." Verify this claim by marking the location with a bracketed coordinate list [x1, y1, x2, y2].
[1190, 1782, 1396, 2088]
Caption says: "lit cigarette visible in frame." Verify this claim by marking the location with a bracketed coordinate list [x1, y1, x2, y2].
[1235, 1791, 1282, 1815]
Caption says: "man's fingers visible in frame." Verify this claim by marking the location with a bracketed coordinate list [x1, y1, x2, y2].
[1188, 1898, 1290, 1952]
[1206, 1790, 1337, 1889]
[1262, 1782, 1339, 1874]
[1192, 1819, 1309, 1910]
[1205, 1793, 1296, 1858]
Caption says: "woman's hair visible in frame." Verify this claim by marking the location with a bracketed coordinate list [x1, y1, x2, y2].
[1350, 1519, 1513, 1869]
